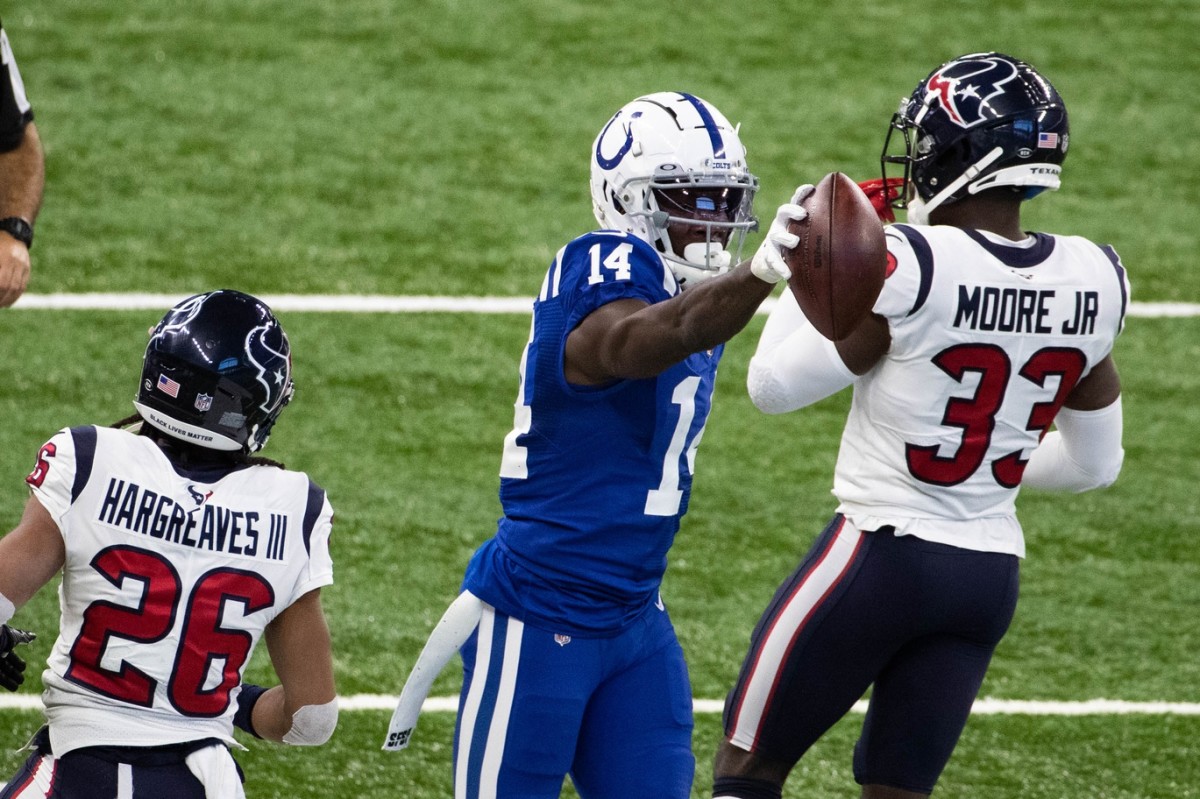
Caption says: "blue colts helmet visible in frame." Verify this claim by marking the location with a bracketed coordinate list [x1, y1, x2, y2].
[134, 290, 294, 453]
[882, 52, 1070, 220]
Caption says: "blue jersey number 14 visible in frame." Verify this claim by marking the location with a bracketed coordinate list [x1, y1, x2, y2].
[500, 330, 704, 520]
[644, 376, 704, 516]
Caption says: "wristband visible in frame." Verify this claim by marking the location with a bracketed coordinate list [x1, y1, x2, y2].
[0, 591, 14, 627]
[0, 217, 32, 249]
[234, 683, 268, 738]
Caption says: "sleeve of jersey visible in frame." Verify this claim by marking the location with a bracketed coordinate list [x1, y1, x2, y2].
[559, 233, 674, 332]
[1022, 399, 1124, 492]
[1098, 243, 1132, 339]
[746, 289, 855, 413]
[25, 428, 78, 529]
[292, 488, 334, 601]
[0, 25, 34, 150]
[872, 227, 926, 323]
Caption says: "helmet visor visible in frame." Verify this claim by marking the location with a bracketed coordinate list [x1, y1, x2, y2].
[652, 185, 745, 222]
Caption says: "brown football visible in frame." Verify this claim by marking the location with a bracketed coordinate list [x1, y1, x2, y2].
[785, 172, 888, 341]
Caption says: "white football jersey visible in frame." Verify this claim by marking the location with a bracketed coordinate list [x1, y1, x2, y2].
[834, 224, 1129, 556]
[26, 426, 334, 755]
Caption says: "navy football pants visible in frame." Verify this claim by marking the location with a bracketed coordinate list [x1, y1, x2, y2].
[723, 515, 1019, 794]
[0, 728, 227, 799]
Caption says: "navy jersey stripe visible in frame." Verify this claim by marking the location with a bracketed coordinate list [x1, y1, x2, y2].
[1100, 245, 1129, 332]
[891, 225, 935, 316]
[68, 426, 97, 503]
[302, 480, 326, 555]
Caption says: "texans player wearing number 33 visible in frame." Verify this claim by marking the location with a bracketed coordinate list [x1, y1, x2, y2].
[712, 54, 1128, 799]
[0, 291, 337, 799]
[383, 92, 809, 798]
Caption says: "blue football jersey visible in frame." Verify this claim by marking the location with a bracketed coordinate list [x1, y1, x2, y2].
[463, 231, 723, 635]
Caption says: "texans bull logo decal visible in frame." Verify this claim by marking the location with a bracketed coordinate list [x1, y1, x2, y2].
[924, 56, 1019, 129]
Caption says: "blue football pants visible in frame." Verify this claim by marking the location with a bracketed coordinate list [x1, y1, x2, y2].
[455, 601, 694, 798]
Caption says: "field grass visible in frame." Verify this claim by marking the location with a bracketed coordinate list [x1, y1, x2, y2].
[2, 310, 1198, 797]
[12, 0, 1200, 300]
[2, 0, 1200, 797]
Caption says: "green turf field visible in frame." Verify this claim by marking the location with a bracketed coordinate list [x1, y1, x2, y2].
[2, 1, 1199, 797]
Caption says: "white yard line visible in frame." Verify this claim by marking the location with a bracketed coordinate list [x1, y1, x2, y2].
[5, 293, 1196, 718]
[11, 293, 1200, 317]
[2, 694, 1196, 715]
[343, 695, 1200, 715]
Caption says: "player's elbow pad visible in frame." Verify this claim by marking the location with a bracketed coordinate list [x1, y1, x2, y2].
[747, 358, 802, 414]
[283, 697, 338, 746]
[1023, 399, 1124, 492]
[747, 328, 855, 414]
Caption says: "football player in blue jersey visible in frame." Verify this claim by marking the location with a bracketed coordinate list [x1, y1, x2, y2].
[711, 53, 1126, 799]
[385, 92, 810, 798]
[0, 17, 43, 307]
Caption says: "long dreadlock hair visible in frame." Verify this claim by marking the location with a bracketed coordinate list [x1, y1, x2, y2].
[111, 413, 287, 470]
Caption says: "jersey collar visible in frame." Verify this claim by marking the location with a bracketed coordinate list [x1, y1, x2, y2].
[963, 228, 1056, 268]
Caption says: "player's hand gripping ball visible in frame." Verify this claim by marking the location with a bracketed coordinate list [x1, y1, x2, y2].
[784, 172, 887, 340]
[749, 185, 811, 285]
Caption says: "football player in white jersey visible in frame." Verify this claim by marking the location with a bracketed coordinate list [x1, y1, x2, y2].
[0, 16, 43, 308]
[712, 54, 1127, 799]
[0, 291, 337, 798]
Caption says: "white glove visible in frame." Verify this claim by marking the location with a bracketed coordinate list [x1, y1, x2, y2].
[750, 184, 814, 284]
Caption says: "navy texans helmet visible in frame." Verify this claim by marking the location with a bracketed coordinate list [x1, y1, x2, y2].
[882, 52, 1069, 221]
[134, 290, 294, 453]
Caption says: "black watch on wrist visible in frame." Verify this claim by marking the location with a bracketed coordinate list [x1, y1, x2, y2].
[0, 217, 33, 249]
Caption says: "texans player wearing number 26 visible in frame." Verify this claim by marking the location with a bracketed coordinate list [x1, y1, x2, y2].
[384, 92, 810, 798]
[712, 53, 1129, 799]
[0, 291, 337, 799]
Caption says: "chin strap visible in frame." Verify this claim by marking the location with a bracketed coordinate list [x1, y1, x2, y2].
[910, 146, 1005, 222]
[906, 196, 931, 225]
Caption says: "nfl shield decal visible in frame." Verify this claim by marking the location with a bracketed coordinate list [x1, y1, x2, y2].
[194, 393, 213, 412]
